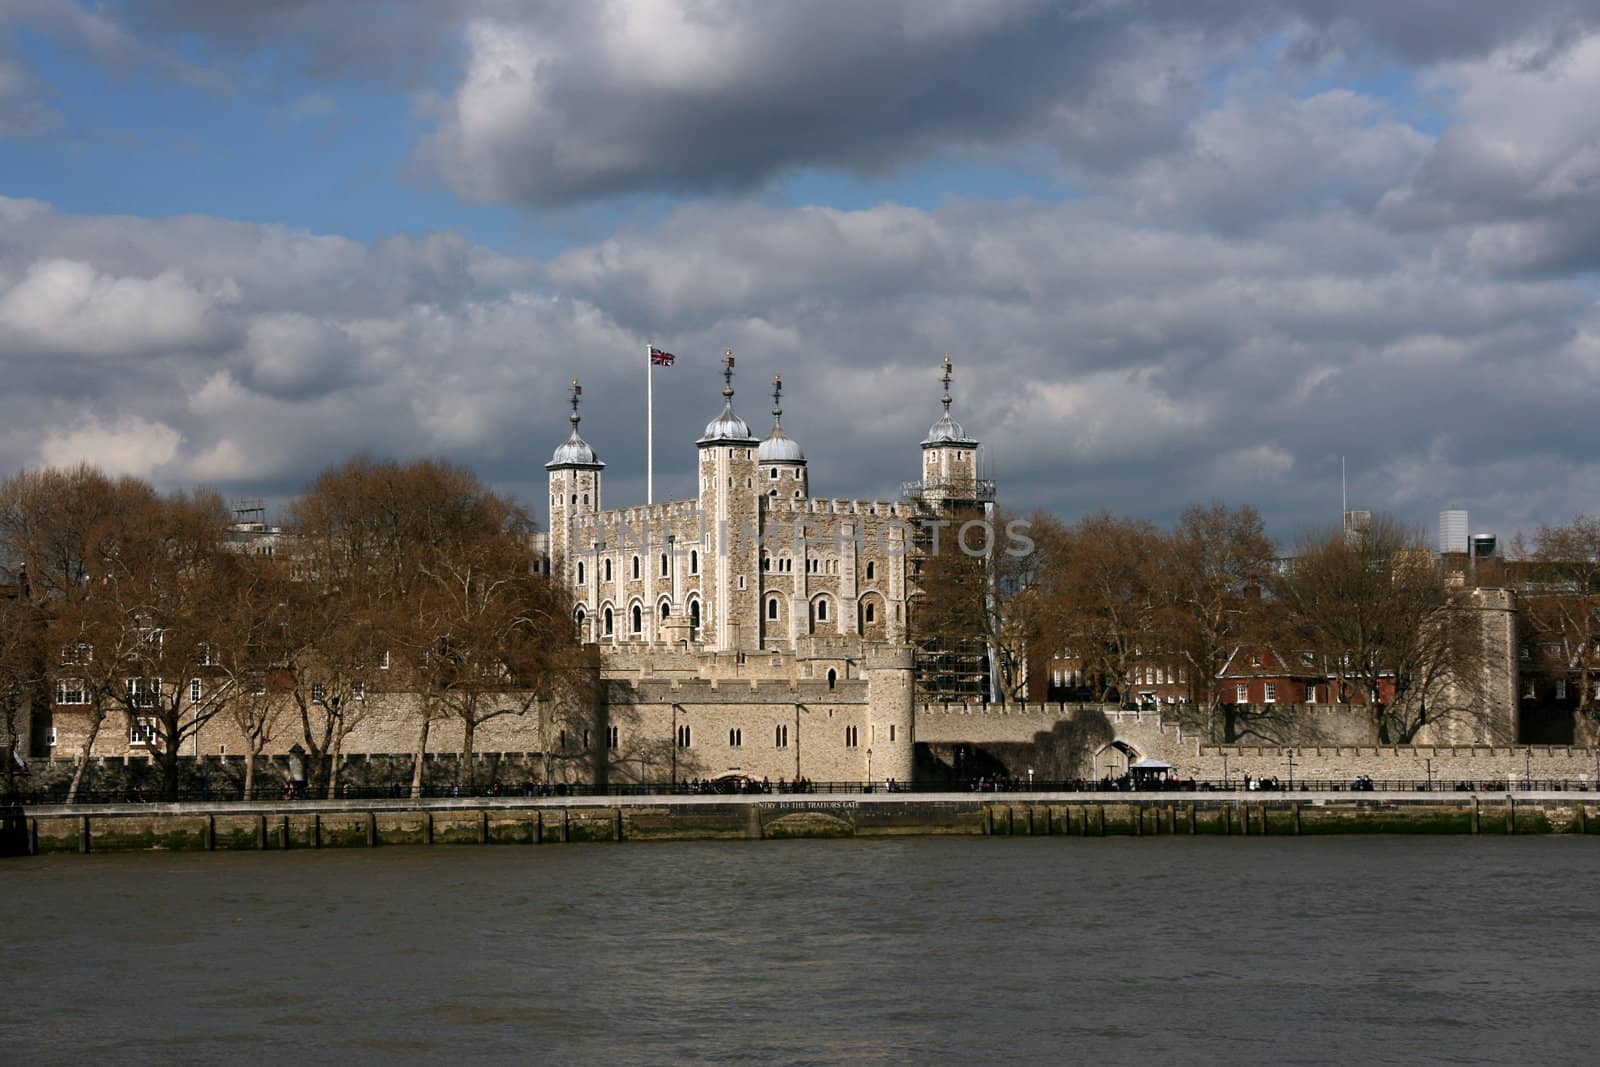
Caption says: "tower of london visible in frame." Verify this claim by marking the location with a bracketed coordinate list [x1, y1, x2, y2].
[543, 355, 993, 785]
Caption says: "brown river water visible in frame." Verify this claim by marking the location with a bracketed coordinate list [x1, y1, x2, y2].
[4, 837, 1597, 1065]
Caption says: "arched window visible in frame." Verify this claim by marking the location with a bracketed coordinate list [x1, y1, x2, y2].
[865, 561, 875, 581]
[689, 599, 700, 634]
[603, 558, 612, 582]
[660, 552, 669, 576]
[728, 728, 742, 748]
[827, 668, 837, 690]
[768, 597, 780, 620]
[575, 607, 586, 637]
[865, 602, 875, 623]
[677, 724, 692, 748]
[631, 555, 641, 580]
[577, 561, 586, 584]
[794, 490, 801, 498]
[582, 492, 589, 506]
[816, 598, 829, 622]
[770, 467, 778, 479]
[603, 606, 614, 636]
[690, 550, 699, 574]
[844, 724, 857, 747]
[631, 604, 642, 633]
[660, 600, 670, 619]
[775, 724, 788, 748]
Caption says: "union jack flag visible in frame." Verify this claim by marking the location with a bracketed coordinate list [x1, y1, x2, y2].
[649, 345, 676, 366]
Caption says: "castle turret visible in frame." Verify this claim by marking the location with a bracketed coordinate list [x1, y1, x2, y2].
[757, 373, 808, 501]
[547, 378, 604, 582]
[916, 355, 985, 508]
[697, 352, 761, 652]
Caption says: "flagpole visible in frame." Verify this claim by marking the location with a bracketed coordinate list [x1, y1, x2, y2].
[647, 343, 654, 505]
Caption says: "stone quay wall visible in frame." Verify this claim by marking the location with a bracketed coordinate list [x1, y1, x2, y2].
[7, 791, 1600, 856]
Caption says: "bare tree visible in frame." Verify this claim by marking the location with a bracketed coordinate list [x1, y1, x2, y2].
[1272, 516, 1482, 743]
[1034, 512, 1164, 704]
[1157, 503, 1275, 707]
[0, 466, 162, 800]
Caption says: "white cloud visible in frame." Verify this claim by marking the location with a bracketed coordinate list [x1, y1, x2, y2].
[0, 258, 232, 358]
[38, 415, 182, 479]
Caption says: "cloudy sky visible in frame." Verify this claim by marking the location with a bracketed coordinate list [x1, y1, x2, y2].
[3, 1, 1600, 548]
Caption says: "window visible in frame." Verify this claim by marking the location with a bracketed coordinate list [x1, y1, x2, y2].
[60, 643, 92, 665]
[729, 728, 742, 748]
[677, 724, 692, 748]
[865, 561, 875, 581]
[1249, 654, 1262, 668]
[1264, 684, 1277, 704]
[688, 600, 700, 633]
[738, 575, 746, 590]
[351, 681, 365, 701]
[312, 683, 326, 704]
[794, 468, 801, 479]
[250, 673, 266, 696]
[198, 644, 219, 667]
[768, 598, 780, 620]
[380, 650, 391, 670]
[770, 467, 778, 479]
[604, 607, 614, 637]
[690, 550, 699, 574]
[189, 678, 203, 704]
[660, 552, 669, 577]
[129, 717, 158, 747]
[603, 559, 613, 582]
[127, 677, 161, 709]
[1556, 679, 1568, 700]
[816, 598, 829, 623]
[775, 724, 788, 748]
[865, 602, 876, 624]
[46, 726, 57, 748]
[631, 555, 641, 580]
[1523, 680, 1536, 699]
[827, 668, 837, 690]
[660, 600, 670, 619]
[632, 604, 642, 633]
[1306, 685, 1317, 704]
[607, 725, 619, 750]
[1236, 684, 1249, 703]
[55, 679, 87, 705]
[889, 724, 896, 742]
[577, 561, 586, 584]
[844, 725, 859, 748]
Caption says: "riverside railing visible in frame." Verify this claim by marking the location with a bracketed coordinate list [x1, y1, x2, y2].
[5, 777, 1598, 805]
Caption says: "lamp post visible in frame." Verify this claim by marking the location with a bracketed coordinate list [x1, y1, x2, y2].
[1027, 767, 1034, 791]
[1425, 757, 1433, 792]
[1223, 752, 1230, 790]
[866, 748, 873, 793]
[1525, 748, 1533, 792]
[1286, 748, 1295, 791]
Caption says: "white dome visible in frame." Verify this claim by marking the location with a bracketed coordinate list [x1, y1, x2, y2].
[699, 403, 757, 444]
[547, 429, 602, 468]
[758, 429, 805, 463]
[922, 411, 976, 447]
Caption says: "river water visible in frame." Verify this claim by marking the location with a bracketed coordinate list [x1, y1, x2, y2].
[4, 837, 1597, 1065]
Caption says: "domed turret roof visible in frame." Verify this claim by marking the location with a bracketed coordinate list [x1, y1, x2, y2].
[921, 355, 978, 448]
[922, 411, 975, 446]
[697, 354, 759, 445]
[758, 430, 805, 463]
[549, 429, 601, 467]
[546, 378, 605, 469]
[757, 372, 805, 463]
